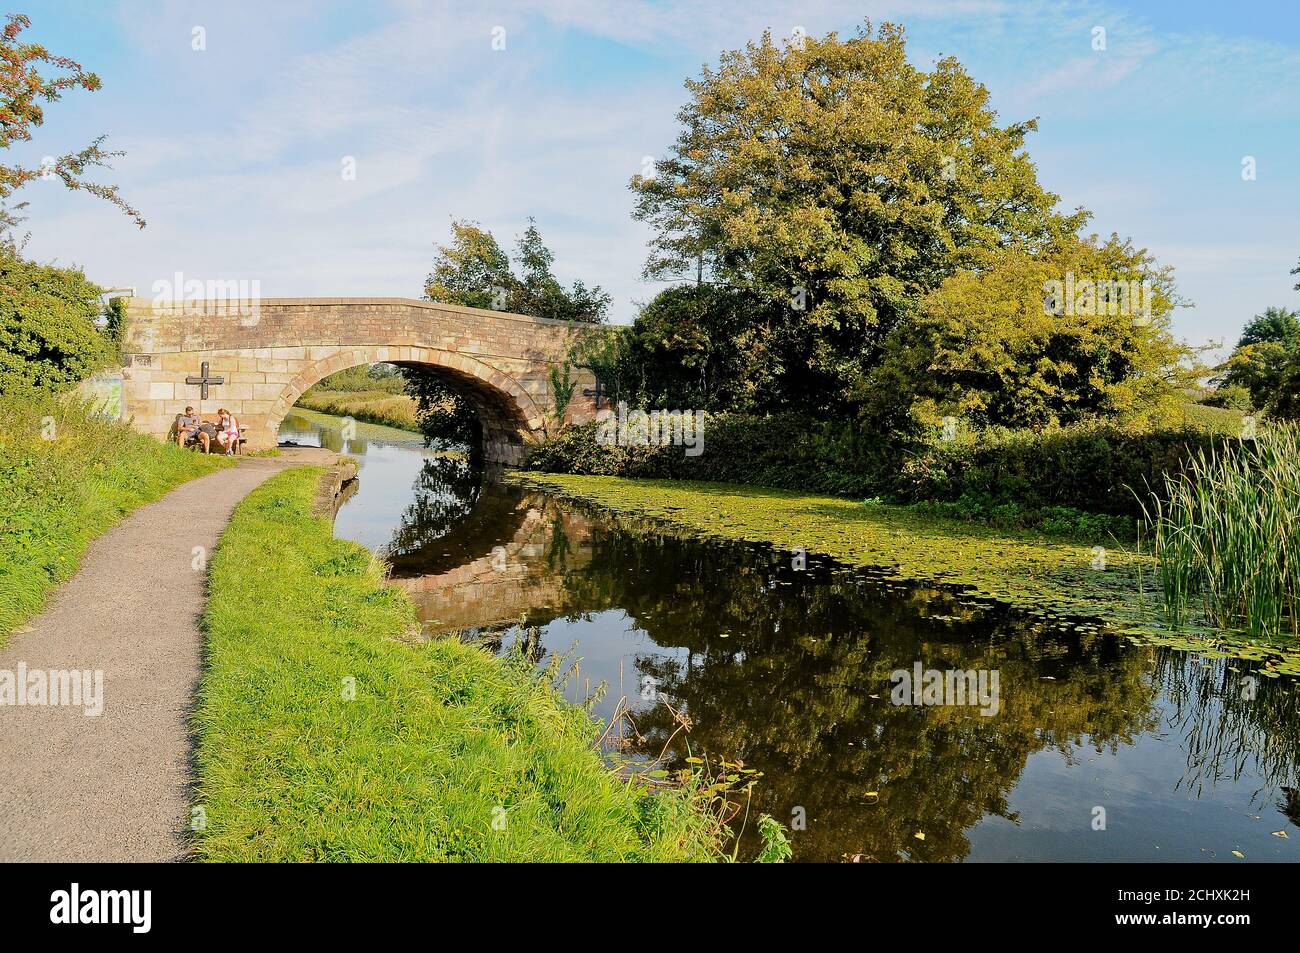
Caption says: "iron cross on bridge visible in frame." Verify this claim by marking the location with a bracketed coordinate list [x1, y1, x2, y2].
[582, 379, 610, 410]
[185, 361, 225, 400]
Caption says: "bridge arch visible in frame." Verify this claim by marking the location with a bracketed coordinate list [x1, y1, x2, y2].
[270, 344, 548, 464]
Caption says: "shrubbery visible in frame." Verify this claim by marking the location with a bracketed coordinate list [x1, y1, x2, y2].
[892, 423, 1228, 517]
[522, 414, 1232, 523]
[0, 249, 117, 396]
[899, 495, 1131, 540]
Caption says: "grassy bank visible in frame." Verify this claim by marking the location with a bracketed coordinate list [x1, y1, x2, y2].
[0, 395, 230, 647]
[296, 388, 420, 431]
[194, 466, 720, 862]
[507, 472, 1300, 668]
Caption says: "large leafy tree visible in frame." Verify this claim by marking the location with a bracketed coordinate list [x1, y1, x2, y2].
[868, 234, 1194, 430]
[1, 13, 142, 232]
[415, 219, 611, 454]
[510, 223, 611, 322]
[1237, 306, 1300, 350]
[622, 284, 778, 412]
[1267, 349, 1300, 420]
[421, 220, 512, 312]
[630, 21, 1084, 412]
[0, 14, 137, 396]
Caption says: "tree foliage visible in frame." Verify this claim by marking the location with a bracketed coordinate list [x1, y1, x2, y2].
[622, 284, 779, 412]
[1215, 307, 1300, 410]
[421, 220, 512, 312]
[0, 245, 113, 395]
[1236, 306, 1300, 350]
[415, 219, 611, 451]
[630, 20, 1084, 412]
[869, 234, 1195, 430]
[1266, 348, 1300, 420]
[424, 219, 610, 322]
[0, 14, 142, 229]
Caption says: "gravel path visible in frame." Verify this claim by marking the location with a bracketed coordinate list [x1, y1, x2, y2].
[0, 450, 331, 862]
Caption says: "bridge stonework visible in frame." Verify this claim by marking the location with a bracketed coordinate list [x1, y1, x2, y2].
[115, 297, 598, 463]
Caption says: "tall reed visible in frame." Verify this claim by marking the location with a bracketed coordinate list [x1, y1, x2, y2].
[1142, 423, 1300, 639]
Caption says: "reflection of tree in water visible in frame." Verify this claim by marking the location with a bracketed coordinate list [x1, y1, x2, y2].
[1152, 649, 1300, 803]
[408, 488, 1300, 861]
[384, 456, 482, 557]
[545, 513, 574, 572]
[547, 524, 1166, 862]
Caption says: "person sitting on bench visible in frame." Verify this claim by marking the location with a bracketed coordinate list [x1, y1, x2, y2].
[175, 407, 210, 453]
[215, 408, 240, 456]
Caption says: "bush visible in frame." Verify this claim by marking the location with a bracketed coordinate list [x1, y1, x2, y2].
[902, 493, 1132, 540]
[0, 249, 114, 396]
[523, 413, 1233, 522]
[1202, 385, 1252, 412]
[524, 414, 858, 488]
[892, 423, 1229, 518]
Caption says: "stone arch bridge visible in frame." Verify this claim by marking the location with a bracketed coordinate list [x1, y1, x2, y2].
[114, 298, 599, 463]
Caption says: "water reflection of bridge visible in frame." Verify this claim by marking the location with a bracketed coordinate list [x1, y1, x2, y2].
[389, 496, 596, 633]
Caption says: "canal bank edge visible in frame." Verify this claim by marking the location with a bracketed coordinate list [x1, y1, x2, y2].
[313, 457, 360, 518]
[191, 465, 724, 861]
[506, 471, 1300, 672]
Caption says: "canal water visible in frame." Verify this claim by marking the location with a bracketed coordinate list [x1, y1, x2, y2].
[280, 408, 1300, 863]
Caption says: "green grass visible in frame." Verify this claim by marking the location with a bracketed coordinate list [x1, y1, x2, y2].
[1172, 400, 1249, 436]
[310, 365, 408, 395]
[0, 393, 230, 647]
[296, 388, 420, 431]
[283, 405, 425, 445]
[193, 466, 720, 862]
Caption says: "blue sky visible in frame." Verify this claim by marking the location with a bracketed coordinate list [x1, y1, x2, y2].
[11, 0, 1300, 357]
